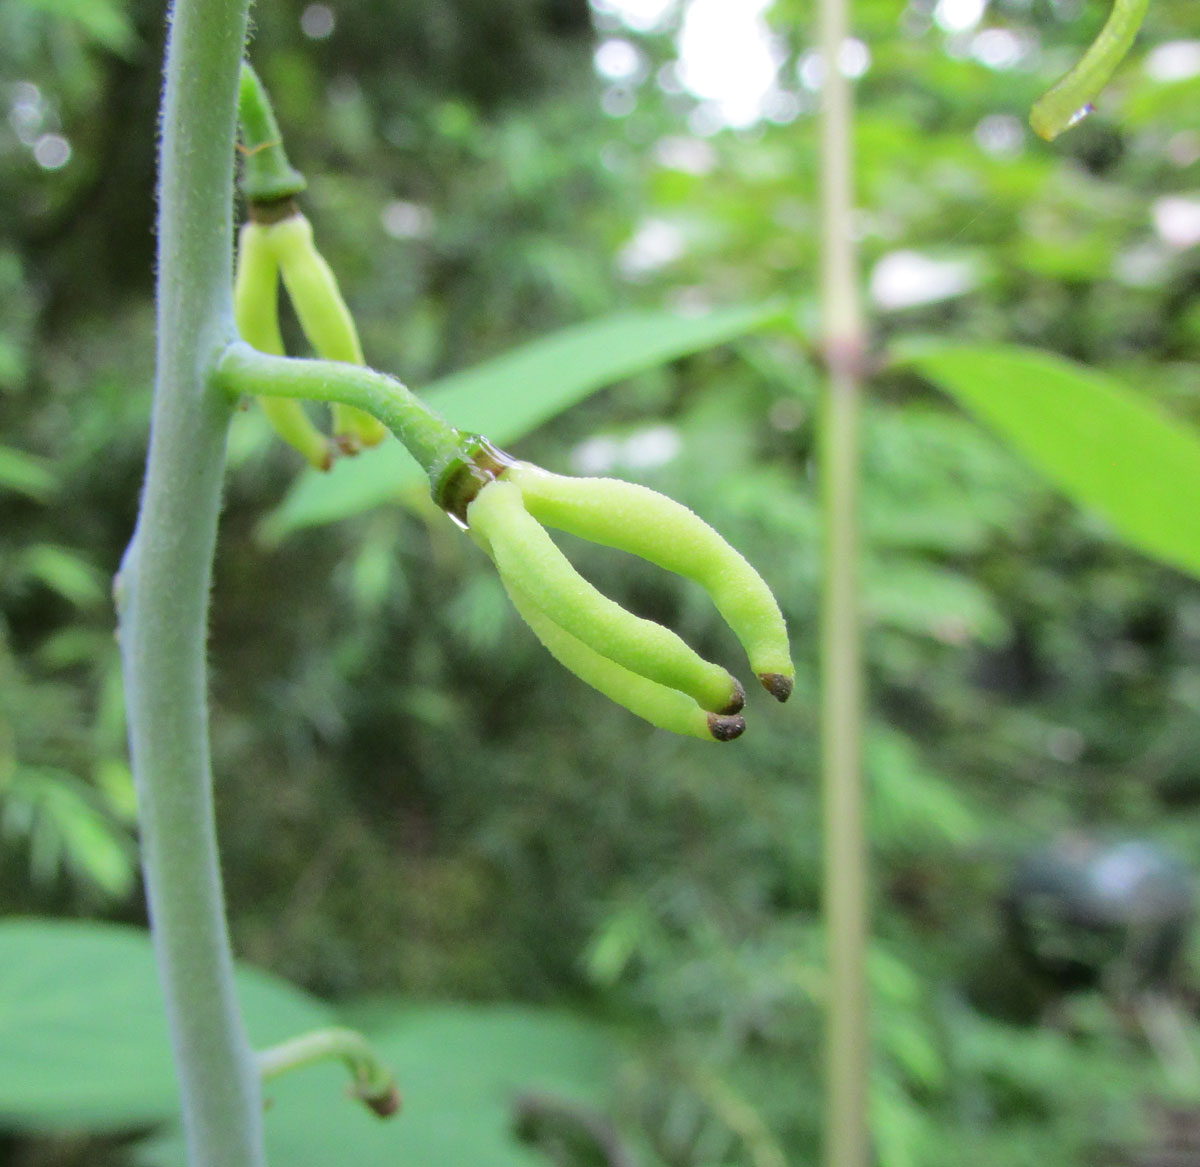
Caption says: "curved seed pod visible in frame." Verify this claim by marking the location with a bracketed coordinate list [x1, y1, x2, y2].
[507, 464, 794, 701]
[468, 479, 744, 714]
[233, 222, 332, 470]
[234, 223, 286, 354]
[257, 398, 334, 472]
[1030, 0, 1150, 141]
[265, 214, 389, 450]
[265, 215, 363, 362]
[500, 573, 744, 742]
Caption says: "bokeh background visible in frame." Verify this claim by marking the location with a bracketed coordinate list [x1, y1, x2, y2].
[2, 0, 1200, 1162]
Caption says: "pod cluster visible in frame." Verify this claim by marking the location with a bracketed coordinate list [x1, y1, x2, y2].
[465, 462, 793, 742]
[233, 211, 388, 467]
[232, 62, 791, 745]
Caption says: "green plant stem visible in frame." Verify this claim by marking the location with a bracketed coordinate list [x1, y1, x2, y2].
[217, 341, 466, 478]
[237, 62, 307, 203]
[258, 1027, 401, 1117]
[817, 0, 869, 1160]
[116, 0, 262, 1164]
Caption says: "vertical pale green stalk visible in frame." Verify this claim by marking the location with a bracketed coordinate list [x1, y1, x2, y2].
[116, 0, 263, 1164]
[817, 0, 869, 1161]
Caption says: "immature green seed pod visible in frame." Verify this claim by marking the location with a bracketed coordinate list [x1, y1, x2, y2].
[1029, 0, 1150, 141]
[467, 479, 744, 715]
[234, 223, 286, 355]
[265, 214, 390, 451]
[498, 574, 745, 742]
[506, 463, 794, 701]
[233, 222, 333, 470]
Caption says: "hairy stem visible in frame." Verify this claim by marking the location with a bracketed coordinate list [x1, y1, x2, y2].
[817, 0, 869, 1160]
[116, 0, 262, 1164]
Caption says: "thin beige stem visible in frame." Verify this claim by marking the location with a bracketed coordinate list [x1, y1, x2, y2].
[817, 0, 870, 1161]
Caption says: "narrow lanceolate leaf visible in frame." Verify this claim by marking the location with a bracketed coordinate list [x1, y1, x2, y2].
[0, 445, 58, 502]
[903, 343, 1200, 580]
[262, 302, 788, 539]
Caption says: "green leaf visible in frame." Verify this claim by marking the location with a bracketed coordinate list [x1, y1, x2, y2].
[862, 406, 1034, 556]
[17, 545, 107, 607]
[0, 920, 333, 1131]
[0, 445, 58, 502]
[0, 921, 629, 1165]
[903, 343, 1200, 579]
[262, 302, 787, 540]
[865, 558, 1007, 646]
[19, 0, 139, 56]
[6, 767, 135, 898]
[867, 728, 980, 849]
[138, 1004, 626, 1166]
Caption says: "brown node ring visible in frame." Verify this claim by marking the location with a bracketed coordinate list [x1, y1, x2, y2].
[436, 437, 518, 527]
[246, 196, 300, 225]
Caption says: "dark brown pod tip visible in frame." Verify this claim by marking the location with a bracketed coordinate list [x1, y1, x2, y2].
[719, 678, 746, 716]
[332, 432, 364, 457]
[361, 1085, 402, 1119]
[759, 673, 794, 703]
[707, 712, 746, 742]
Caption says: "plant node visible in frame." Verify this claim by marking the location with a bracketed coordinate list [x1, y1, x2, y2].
[435, 435, 518, 527]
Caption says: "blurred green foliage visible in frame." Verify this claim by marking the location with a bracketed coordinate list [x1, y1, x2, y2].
[3, 0, 1200, 1163]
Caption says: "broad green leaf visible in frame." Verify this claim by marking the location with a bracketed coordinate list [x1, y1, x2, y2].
[137, 1004, 626, 1166]
[262, 302, 787, 540]
[0, 920, 628, 1164]
[903, 343, 1200, 579]
[0, 920, 332, 1130]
